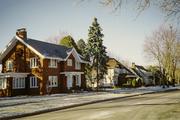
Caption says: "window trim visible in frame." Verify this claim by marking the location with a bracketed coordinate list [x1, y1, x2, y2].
[48, 76, 58, 87]
[0, 78, 7, 89]
[49, 59, 58, 68]
[67, 59, 72, 66]
[13, 77, 25, 89]
[75, 60, 81, 70]
[75, 75, 81, 86]
[6, 60, 13, 71]
[30, 76, 38, 88]
[30, 57, 38, 68]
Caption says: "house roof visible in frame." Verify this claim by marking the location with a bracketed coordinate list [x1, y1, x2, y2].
[24, 38, 72, 59]
[0, 36, 88, 63]
[106, 58, 121, 68]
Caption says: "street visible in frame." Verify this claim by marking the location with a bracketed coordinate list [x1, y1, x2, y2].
[16, 90, 180, 120]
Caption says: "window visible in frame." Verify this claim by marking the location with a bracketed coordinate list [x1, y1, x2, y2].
[30, 76, 38, 88]
[48, 76, 58, 87]
[13, 77, 25, 89]
[0, 78, 7, 89]
[6, 60, 13, 71]
[30, 57, 38, 68]
[49, 59, 57, 68]
[67, 59, 72, 66]
[75, 61, 81, 70]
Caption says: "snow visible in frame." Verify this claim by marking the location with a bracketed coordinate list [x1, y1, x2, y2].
[0, 85, 180, 119]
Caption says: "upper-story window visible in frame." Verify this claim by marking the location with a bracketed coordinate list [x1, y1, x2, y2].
[67, 59, 72, 66]
[75, 61, 81, 70]
[30, 57, 38, 68]
[49, 59, 57, 68]
[6, 60, 13, 71]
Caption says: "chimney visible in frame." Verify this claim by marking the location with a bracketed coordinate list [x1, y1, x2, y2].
[132, 62, 136, 69]
[16, 28, 27, 40]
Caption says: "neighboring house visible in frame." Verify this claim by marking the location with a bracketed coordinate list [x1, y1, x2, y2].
[0, 28, 88, 97]
[118, 64, 140, 87]
[102, 58, 121, 87]
[131, 63, 155, 86]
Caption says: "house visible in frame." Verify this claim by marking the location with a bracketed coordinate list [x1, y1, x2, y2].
[102, 58, 142, 88]
[131, 63, 155, 86]
[101, 58, 121, 87]
[0, 28, 88, 97]
[118, 63, 140, 87]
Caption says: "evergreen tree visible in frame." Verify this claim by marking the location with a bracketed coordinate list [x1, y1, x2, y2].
[85, 17, 109, 90]
[77, 39, 86, 55]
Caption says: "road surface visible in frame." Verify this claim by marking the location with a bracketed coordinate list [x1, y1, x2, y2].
[16, 90, 180, 120]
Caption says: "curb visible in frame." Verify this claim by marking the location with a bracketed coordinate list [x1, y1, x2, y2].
[1, 88, 179, 120]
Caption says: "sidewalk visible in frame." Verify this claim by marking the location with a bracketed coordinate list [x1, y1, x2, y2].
[0, 86, 180, 120]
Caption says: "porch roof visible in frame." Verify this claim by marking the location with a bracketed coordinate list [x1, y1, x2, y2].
[0, 72, 29, 78]
[60, 71, 84, 75]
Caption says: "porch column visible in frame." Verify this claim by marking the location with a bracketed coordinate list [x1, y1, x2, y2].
[66, 74, 72, 89]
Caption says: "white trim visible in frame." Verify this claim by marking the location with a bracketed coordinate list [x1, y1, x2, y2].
[30, 57, 38, 68]
[49, 59, 58, 68]
[67, 74, 72, 89]
[16, 36, 45, 59]
[0, 36, 88, 63]
[0, 38, 18, 63]
[67, 59, 72, 66]
[60, 71, 84, 75]
[0, 72, 29, 78]
[45, 57, 63, 61]
[17, 36, 64, 61]
[48, 76, 58, 87]
[13, 77, 25, 89]
[64, 48, 88, 63]
[75, 60, 81, 70]
[75, 74, 81, 86]
[6, 60, 13, 71]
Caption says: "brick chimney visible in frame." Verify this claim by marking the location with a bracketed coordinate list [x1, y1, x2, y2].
[16, 28, 27, 40]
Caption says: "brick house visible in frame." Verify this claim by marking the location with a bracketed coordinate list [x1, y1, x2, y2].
[0, 28, 88, 97]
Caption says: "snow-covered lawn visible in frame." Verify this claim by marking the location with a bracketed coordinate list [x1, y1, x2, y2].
[0, 85, 179, 119]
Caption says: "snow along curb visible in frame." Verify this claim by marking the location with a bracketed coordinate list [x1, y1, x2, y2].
[1, 88, 179, 120]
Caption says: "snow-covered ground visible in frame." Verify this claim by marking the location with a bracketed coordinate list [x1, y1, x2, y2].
[0, 85, 180, 119]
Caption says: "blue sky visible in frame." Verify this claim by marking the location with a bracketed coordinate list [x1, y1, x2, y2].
[0, 0, 172, 66]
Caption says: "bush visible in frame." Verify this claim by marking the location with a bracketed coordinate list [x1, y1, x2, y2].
[132, 79, 136, 87]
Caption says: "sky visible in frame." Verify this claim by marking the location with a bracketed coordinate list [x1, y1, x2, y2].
[0, 0, 174, 66]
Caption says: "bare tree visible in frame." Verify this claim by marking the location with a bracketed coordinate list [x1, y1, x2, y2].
[100, 0, 180, 21]
[144, 25, 180, 87]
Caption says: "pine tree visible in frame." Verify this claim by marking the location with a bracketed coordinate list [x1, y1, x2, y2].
[85, 17, 109, 90]
[77, 39, 86, 55]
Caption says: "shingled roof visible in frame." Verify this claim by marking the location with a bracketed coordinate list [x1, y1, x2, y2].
[24, 38, 72, 59]
[0, 36, 88, 63]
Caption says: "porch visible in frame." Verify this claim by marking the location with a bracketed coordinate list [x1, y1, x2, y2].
[0, 72, 29, 96]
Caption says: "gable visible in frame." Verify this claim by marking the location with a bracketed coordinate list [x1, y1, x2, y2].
[65, 48, 88, 63]
[0, 36, 45, 63]
[0, 37, 18, 63]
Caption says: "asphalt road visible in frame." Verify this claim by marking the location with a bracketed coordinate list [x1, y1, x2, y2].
[16, 90, 180, 120]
